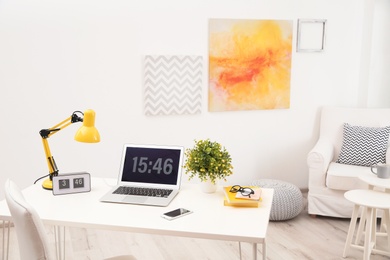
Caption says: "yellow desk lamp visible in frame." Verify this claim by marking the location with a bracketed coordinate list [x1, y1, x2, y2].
[39, 109, 100, 190]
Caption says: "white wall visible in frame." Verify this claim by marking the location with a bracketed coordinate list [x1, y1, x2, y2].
[0, 0, 388, 198]
[368, 0, 390, 107]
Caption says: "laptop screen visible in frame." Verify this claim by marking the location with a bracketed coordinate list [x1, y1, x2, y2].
[120, 145, 183, 186]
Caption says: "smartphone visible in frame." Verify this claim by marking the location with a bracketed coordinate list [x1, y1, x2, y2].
[161, 208, 193, 220]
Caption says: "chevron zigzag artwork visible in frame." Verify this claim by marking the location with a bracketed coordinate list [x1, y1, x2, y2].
[143, 55, 203, 116]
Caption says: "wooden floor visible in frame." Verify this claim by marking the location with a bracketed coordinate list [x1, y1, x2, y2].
[2, 193, 390, 260]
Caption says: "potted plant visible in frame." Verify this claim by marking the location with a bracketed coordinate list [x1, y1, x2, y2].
[184, 139, 233, 192]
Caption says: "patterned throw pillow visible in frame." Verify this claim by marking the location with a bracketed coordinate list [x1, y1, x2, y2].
[336, 123, 390, 167]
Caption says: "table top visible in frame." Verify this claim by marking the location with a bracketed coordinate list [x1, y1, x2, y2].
[359, 172, 390, 190]
[0, 178, 274, 243]
[344, 189, 390, 209]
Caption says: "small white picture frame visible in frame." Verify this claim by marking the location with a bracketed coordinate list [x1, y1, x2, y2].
[297, 19, 327, 52]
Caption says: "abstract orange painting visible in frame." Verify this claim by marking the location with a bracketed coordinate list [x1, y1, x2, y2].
[209, 19, 293, 111]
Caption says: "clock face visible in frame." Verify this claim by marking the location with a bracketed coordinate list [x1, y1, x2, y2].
[58, 179, 70, 189]
[73, 178, 85, 188]
[121, 147, 181, 185]
[52, 172, 91, 195]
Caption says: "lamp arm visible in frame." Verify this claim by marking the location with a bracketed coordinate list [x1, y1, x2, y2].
[41, 138, 59, 177]
[39, 111, 84, 179]
[39, 111, 83, 138]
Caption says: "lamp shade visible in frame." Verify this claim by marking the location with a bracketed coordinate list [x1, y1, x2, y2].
[74, 109, 101, 143]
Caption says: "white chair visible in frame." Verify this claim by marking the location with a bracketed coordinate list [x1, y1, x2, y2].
[307, 106, 390, 218]
[4, 179, 136, 260]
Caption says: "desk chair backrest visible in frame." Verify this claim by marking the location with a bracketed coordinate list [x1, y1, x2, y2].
[4, 179, 55, 260]
[4, 179, 137, 260]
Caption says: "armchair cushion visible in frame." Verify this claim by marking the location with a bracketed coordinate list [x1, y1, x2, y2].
[326, 162, 370, 191]
[336, 123, 390, 167]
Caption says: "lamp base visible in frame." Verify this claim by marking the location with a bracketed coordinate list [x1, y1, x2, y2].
[42, 178, 53, 190]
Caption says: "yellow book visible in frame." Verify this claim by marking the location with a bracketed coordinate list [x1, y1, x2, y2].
[223, 186, 262, 207]
[223, 198, 260, 207]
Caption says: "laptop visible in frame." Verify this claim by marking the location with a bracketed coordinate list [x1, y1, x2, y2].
[100, 143, 184, 206]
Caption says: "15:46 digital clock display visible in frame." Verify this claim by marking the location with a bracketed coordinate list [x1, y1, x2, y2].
[132, 157, 173, 175]
[121, 147, 182, 185]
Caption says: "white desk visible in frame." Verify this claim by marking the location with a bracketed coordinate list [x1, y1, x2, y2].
[0, 178, 273, 260]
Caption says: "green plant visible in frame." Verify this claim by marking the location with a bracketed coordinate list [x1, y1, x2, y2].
[184, 139, 233, 184]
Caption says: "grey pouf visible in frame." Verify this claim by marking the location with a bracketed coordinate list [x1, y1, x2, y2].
[250, 179, 303, 221]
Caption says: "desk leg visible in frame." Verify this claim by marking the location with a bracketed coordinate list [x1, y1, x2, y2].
[238, 242, 242, 260]
[262, 239, 267, 259]
[252, 243, 257, 260]
[54, 226, 65, 260]
[2, 221, 10, 260]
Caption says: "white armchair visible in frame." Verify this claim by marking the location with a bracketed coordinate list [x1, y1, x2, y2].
[307, 106, 390, 218]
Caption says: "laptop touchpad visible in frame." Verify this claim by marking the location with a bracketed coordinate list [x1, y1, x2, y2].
[122, 196, 148, 204]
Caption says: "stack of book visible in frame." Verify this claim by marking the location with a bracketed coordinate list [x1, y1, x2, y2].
[223, 186, 262, 207]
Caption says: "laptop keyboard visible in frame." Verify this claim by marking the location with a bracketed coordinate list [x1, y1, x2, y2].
[113, 186, 173, 198]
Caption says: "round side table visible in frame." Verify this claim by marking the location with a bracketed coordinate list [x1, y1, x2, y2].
[359, 173, 390, 235]
[343, 189, 390, 260]
[359, 173, 390, 191]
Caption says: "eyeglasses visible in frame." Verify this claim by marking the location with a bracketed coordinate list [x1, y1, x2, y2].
[229, 185, 255, 198]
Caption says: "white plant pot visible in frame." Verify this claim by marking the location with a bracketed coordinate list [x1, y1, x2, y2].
[200, 180, 217, 193]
